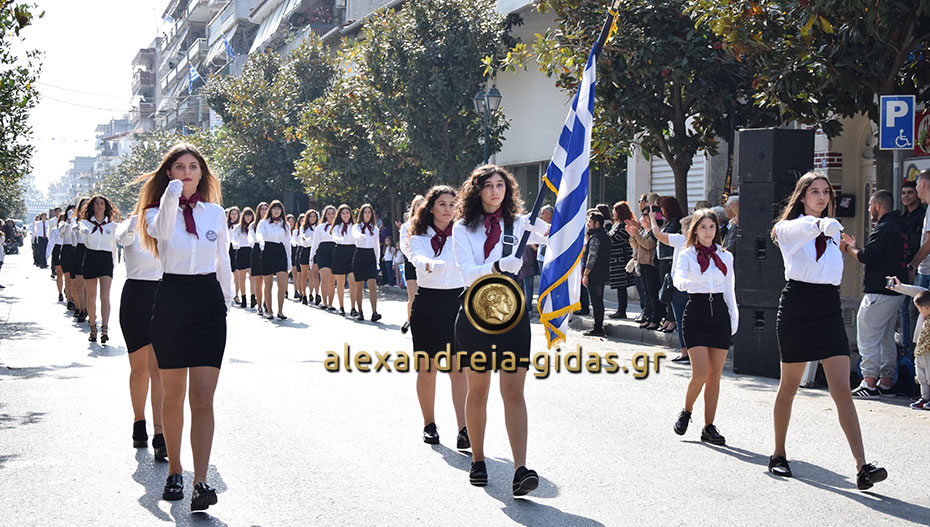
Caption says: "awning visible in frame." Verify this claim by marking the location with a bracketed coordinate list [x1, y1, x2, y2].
[249, 0, 288, 54]
[206, 25, 239, 66]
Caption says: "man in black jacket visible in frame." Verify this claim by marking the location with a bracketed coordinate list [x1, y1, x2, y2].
[842, 190, 909, 397]
[582, 209, 611, 336]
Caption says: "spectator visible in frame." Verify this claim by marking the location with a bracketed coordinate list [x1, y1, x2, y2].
[582, 209, 610, 336]
[899, 180, 926, 348]
[392, 239, 405, 287]
[723, 195, 740, 251]
[657, 196, 684, 333]
[608, 201, 636, 319]
[382, 236, 397, 286]
[694, 200, 712, 210]
[712, 206, 728, 242]
[627, 212, 661, 329]
[841, 190, 908, 397]
[886, 279, 930, 409]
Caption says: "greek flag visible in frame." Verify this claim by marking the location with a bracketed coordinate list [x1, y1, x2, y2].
[222, 35, 236, 60]
[537, 45, 599, 348]
[188, 64, 202, 94]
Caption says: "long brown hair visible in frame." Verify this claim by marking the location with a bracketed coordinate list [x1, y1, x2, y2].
[355, 203, 377, 235]
[81, 195, 122, 223]
[251, 201, 269, 231]
[133, 143, 221, 257]
[238, 207, 255, 233]
[226, 206, 240, 229]
[454, 164, 524, 231]
[685, 209, 722, 248]
[613, 201, 634, 223]
[319, 205, 336, 227]
[266, 200, 288, 231]
[329, 204, 353, 234]
[411, 185, 456, 236]
[771, 171, 836, 242]
[301, 209, 319, 231]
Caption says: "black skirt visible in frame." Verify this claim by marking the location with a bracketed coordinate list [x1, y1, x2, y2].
[151, 273, 226, 369]
[249, 242, 262, 276]
[290, 244, 298, 268]
[236, 246, 252, 271]
[352, 247, 378, 282]
[261, 242, 288, 275]
[454, 291, 531, 372]
[332, 244, 355, 275]
[298, 246, 311, 265]
[82, 248, 113, 279]
[777, 280, 849, 363]
[682, 293, 731, 350]
[404, 255, 418, 281]
[60, 244, 73, 274]
[71, 243, 87, 278]
[120, 279, 159, 353]
[412, 287, 464, 359]
[229, 246, 237, 272]
[316, 241, 335, 270]
[51, 244, 62, 268]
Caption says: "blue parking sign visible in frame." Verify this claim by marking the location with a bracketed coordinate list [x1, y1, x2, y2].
[880, 95, 915, 150]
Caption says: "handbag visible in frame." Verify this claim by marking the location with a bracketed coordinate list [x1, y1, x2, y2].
[624, 258, 636, 274]
[658, 273, 675, 304]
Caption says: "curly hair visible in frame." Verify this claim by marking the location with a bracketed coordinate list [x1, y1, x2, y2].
[411, 185, 456, 236]
[81, 195, 122, 223]
[454, 164, 524, 231]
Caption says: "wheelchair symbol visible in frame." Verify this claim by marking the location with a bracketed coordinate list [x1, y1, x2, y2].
[896, 129, 912, 148]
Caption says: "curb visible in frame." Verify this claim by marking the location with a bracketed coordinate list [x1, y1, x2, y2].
[568, 314, 679, 349]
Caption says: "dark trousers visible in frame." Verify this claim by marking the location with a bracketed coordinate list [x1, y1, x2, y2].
[381, 262, 395, 286]
[658, 258, 674, 320]
[35, 237, 47, 267]
[589, 279, 606, 329]
[580, 284, 589, 312]
[613, 287, 628, 316]
[639, 264, 662, 323]
[633, 275, 645, 310]
[523, 275, 536, 314]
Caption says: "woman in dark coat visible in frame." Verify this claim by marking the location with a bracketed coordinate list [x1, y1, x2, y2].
[608, 201, 636, 319]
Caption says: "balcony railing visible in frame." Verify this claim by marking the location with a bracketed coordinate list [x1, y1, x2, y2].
[188, 38, 208, 62]
[132, 70, 156, 95]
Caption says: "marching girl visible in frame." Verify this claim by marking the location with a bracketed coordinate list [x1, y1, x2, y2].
[768, 172, 887, 490]
[670, 209, 737, 445]
[249, 202, 269, 312]
[407, 186, 468, 447]
[47, 213, 64, 302]
[226, 207, 240, 305]
[351, 204, 382, 322]
[298, 210, 320, 305]
[232, 208, 254, 308]
[330, 204, 356, 316]
[399, 195, 425, 334]
[257, 200, 292, 320]
[286, 213, 298, 300]
[292, 213, 306, 303]
[59, 206, 76, 311]
[116, 213, 166, 461]
[136, 143, 233, 510]
[311, 205, 337, 311]
[452, 165, 548, 495]
[71, 197, 90, 323]
[79, 195, 121, 343]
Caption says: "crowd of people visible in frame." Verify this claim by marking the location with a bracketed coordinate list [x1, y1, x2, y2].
[28, 139, 924, 510]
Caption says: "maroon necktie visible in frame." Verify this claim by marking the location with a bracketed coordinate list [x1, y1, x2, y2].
[340, 223, 348, 236]
[695, 243, 727, 275]
[90, 220, 105, 234]
[431, 223, 453, 257]
[178, 191, 202, 238]
[362, 223, 374, 236]
[815, 233, 830, 261]
[483, 208, 503, 259]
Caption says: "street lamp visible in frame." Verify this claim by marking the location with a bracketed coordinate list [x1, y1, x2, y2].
[473, 85, 502, 165]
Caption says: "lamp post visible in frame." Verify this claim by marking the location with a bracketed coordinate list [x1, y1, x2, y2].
[473, 85, 502, 165]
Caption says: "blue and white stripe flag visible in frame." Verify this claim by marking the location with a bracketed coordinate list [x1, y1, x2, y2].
[537, 45, 599, 348]
[188, 64, 202, 94]
[222, 35, 236, 61]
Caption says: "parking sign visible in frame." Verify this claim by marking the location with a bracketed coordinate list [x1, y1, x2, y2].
[880, 95, 915, 150]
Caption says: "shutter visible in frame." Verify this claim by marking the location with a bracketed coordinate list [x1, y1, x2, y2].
[649, 154, 706, 207]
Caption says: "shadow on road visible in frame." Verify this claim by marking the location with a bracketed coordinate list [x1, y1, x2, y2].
[132, 449, 229, 526]
[88, 343, 127, 358]
[0, 320, 49, 341]
[0, 362, 89, 380]
[429, 444, 604, 527]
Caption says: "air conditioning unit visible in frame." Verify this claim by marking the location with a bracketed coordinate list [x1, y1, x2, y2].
[334, 0, 346, 8]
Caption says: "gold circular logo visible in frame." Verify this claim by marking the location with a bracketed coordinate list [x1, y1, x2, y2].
[464, 273, 525, 334]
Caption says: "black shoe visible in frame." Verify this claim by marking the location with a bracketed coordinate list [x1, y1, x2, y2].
[302, 296, 308, 305]
[671, 354, 690, 363]
[250, 295, 257, 308]
[77, 311, 87, 323]
[577, 309, 590, 316]
[701, 424, 726, 446]
[456, 427, 470, 450]
[768, 455, 792, 477]
[257, 306, 264, 316]
[152, 433, 167, 461]
[132, 420, 147, 448]
[856, 463, 887, 491]
[356, 311, 365, 321]
[513, 466, 539, 497]
[339, 307, 345, 316]
[371, 312, 382, 323]
[67, 301, 74, 311]
[315, 294, 322, 305]
[423, 423, 439, 444]
[674, 410, 691, 436]
[469, 461, 488, 486]
[190, 482, 218, 511]
[327, 306, 336, 312]
[584, 327, 605, 336]
[350, 308, 358, 317]
[877, 385, 896, 396]
[401, 321, 410, 334]
[240, 297, 247, 308]
[277, 313, 287, 320]
[58, 293, 64, 302]
[608, 311, 627, 319]
[265, 311, 274, 320]
[285, 291, 289, 299]
[162, 474, 183, 501]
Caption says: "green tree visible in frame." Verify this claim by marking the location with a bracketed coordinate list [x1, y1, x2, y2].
[94, 129, 184, 214]
[531, 0, 778, 210]
[689, 0, 930, 189]
[0, 2, 41, 219]
[203, 37, 336, 208]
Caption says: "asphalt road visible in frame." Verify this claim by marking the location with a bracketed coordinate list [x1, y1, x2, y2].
[1, 253, 928, 526]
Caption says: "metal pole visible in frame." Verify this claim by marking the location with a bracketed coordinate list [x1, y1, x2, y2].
[483, 109, 490, 165]
[893, 149, 903, 211]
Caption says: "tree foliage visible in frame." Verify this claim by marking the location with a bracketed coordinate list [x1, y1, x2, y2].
[532, 0, 777, 209]
[0, 2, 41, 219]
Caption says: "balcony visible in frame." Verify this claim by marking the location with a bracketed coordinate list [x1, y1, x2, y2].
[132, 70, 156, 96]
[188, 37, 208, 62]
[129, 102, 157, 124]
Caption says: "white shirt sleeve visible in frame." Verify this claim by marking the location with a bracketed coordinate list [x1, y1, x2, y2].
[774, 216, 835, 259]
[115, 217, 136, 247]
[453, 221, 495, 286]
[723, 252, 738, 335]
[215, 212, 234, 309]
[146, 182, 182, 241]
[256, 221, 266, 250]
[409, 231, 437, 269]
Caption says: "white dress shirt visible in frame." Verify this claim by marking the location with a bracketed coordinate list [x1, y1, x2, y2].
[919, 211, 930, 275]
[672, 244, 738, 334]
[72, 218, 85, 245]
[298, 226, 314, 247]
[383, 246, 397, 264]
[310, 222, 334, 262]
[665, 232, 687, 287]
[452, 214, 549, 287]
[331, 222, 355, 245]
[45, 226, 62, 261]
[257, 218, 292, 271]
[231, 226, 250, 250]
[353, 224, 380, 250]
[409, 227, 465, 289]
[80, 218, 118, 254]
[116, 216, 162, 281]
[60, 221, 73, 246]
[145, 181, 234, 308]
[774, 215, 843, 286]
[399, 220, 412, 258]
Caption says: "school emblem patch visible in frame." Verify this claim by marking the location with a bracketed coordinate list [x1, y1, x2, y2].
[206, 230, 217, 241]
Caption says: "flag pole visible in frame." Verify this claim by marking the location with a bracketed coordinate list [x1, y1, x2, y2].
[513, 1, 620, 258]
